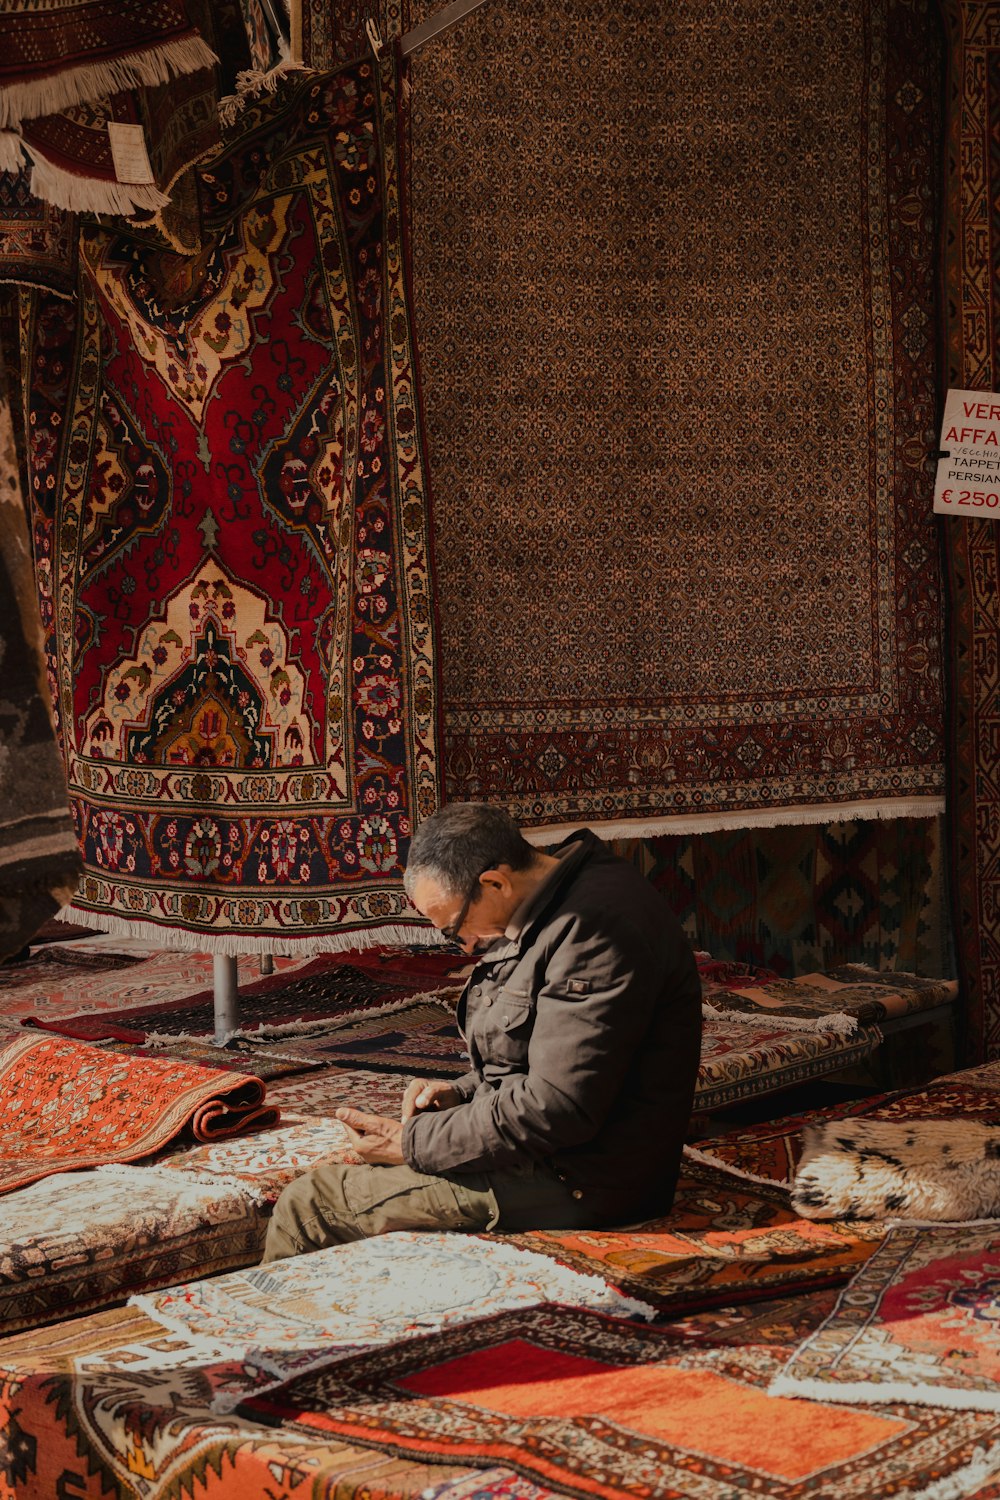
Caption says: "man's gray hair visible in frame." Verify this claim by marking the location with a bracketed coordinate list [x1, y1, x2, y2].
[403, 803, 536, 899]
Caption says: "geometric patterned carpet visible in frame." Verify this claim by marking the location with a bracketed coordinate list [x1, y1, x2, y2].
[240, 1302, 1000, 1500]
[772, 1224, 1000, 1413]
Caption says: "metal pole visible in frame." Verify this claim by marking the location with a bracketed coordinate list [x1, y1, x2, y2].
[213, 955, 239, 1044]
[260, 954, 274, 976]
[400, 0, 491, 57]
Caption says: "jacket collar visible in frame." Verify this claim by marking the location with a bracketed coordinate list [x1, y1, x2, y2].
[470, 829, 600, 965]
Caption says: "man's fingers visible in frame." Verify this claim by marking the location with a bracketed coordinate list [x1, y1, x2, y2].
[401, 1080, 423, 1121]
[401, 1079, 437, 1121]
[335, 1106, 378, 1131]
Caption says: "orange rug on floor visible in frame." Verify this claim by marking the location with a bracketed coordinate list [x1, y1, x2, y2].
[0, 1032, 279, 1195]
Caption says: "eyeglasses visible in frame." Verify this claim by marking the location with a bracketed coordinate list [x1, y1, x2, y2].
[440, 867, 490, 948]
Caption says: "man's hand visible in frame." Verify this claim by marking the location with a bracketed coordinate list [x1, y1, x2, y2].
[401, 1078, 463, 1121]
[334, 1107, 405, 1165]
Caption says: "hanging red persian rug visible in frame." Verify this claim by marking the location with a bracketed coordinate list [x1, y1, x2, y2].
[23, 53, 441, 951]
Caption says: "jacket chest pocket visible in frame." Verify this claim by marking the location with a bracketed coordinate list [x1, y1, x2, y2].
[478, 991, 534, 1068]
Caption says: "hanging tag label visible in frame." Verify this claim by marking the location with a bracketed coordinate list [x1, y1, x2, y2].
[107, 122, 155, 186]
[934, 388, 1000, 518]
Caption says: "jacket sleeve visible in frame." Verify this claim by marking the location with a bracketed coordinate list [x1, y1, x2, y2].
[402, 907, 668, 1176]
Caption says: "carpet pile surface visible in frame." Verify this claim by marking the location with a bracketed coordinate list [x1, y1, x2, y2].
[0, 1031, 278, 1193]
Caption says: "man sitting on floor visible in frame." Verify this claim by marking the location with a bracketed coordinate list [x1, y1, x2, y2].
[262, 803, 702, 1259]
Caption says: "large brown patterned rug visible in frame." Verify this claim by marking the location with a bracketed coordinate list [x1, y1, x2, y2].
[406, 0, 946, 832]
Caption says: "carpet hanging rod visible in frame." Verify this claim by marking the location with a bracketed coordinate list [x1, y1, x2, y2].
[400, 0, 493, 57]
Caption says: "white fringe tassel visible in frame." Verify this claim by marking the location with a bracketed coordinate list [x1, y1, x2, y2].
[886, 1213, 1000, 1229]
[0, 131, 25, 174]
[683, 1143, 791, 1191]
[53, 902, 444, 958]
[909, 1443, 1000, 1500]
[523, 795, 946, 845]
[218, 46, 305, 129]
[0, 36, 220, 130]
[770, 1368, 1000, 1416]
[27, 146, 170, 216]
[92, 1161, 270, 1207]
[701, 998, 858, 1037]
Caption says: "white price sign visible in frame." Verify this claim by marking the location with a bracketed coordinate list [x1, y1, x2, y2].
[934, 389, 1000, 517]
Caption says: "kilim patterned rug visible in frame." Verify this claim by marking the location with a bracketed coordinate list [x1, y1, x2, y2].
[0, 1032, 279, 1193]
[242, 1302, 1000, 1500]
[0, 1163, 265, 1336]
[407, 0, 945, 831]
[772, 1224, 1000, 1413]
[253, 994, 468, 1075]
[21, 52, 440, 952]
[692, 1074, 1000, 1185]
[0, 1116, 364, 1336]
[10, 948, 307, 1025]
[0, 1301, 485, 1500]
[629, 815, 952, 978]
[704, 966, 959, 1028]
[0, 1, 216, 129]
[693, 1015, 882, 1111]
[0, 942, 143, 989]
[938, 3, 1000, 1061]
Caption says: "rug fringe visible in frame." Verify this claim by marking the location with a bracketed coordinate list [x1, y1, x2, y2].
[682, 1143, 791, 1190]
[218, 49, 306, 128]
[769, 1369, 1000, 1414]
[26, 145, 171, 216]
[143, 1166, 271, 1205]
[0, 131, 24, 173]
[92, 1160, 270, 1206]
[701, 999, 857, 1037]
[885, 1214, 1000, 1228]
[523, 796, 946, 844]
[52, 903, 441, 957]
[909, 1443, 1000, 1500]
[0, 36, 219, 129]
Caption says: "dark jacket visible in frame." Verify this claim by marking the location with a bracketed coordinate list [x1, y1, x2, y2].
[403, 830, 702, 1224]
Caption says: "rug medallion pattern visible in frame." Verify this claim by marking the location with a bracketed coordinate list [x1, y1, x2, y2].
[23, 54, 440, 949]
[408, 0, 945, 827]
[132, 1232, 650, 1413]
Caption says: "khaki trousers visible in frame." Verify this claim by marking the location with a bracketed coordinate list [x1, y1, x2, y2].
[262, 1158, 591, 1262]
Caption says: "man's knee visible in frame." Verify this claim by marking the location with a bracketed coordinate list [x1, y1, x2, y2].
[261, 1162, 498, 1263]
[262, 1162, 359, 1262]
